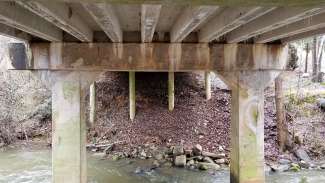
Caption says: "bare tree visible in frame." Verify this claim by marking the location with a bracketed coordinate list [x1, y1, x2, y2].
[312, 36, 318, 82]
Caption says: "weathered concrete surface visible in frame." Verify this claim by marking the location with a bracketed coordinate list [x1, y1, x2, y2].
[51, 71, 100, 183]
[8, 43, 287, 72]
[218, 71, 280, 183]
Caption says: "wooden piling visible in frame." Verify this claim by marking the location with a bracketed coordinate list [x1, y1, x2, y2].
[205, 71, 211, 100]
[168, 72, 174, 111]
[129, 71, 136, 120]
[89, 82, 96, 125]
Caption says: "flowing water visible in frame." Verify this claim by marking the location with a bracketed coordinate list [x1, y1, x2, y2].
[0, 148, 324, 183]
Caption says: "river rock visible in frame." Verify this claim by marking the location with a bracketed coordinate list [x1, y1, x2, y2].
[152, 160, 160, 169]
[215, 158, 226, 164]
[154, 153, 164, 160]
[294, 148, 311, 162]
[299, 160, 310, 169]
[279, 158, 291, 165]
[203, 157, 214, 164]
[140, 150, 147, 159]
[271, 164, 290, 172]
[173, 145, 184, 156]
[92, 152, 106, 158]
[320, 164, 325, 169]
[184, 149, 192, 156]
[202, 151, 225, 159]
[192, 144, 202, 156]
[175, 155, 186, 167]
[317, 98, 325, 110]
[198, 162, 220, 171]
[186, 159, 195, 166]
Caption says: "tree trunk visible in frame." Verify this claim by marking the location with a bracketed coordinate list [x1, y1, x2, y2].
[312, 37, 318, 82]
[275, 73, 288, 152]
[305, 43, 309, 73]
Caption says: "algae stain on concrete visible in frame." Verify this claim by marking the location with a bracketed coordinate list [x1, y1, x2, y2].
[62, 82, 78, 101]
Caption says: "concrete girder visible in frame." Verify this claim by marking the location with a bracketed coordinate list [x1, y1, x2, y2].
[0, 23, 31, 42]
[170, 5, 219, 43]
[141, 4, 161, 43]
[227, 7, 325, 43]
[8, 43, 288, 72]
[16, 1, 93, 42]
[255, 12, 325, 43]
[198, 7, 275, 42]
[83, 3, 122, 42]
[0, 2, 62, 41]
[281, 27, 325, 43]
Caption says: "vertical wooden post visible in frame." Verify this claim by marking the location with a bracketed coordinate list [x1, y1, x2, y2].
[129, 71, 136, 121]
[89, 82, 96, 125]
[52, 72, 87, 183]
[205, 71, 211, 100]
[168, 72, 174, 111]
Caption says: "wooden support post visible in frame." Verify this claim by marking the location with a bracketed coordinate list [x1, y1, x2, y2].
[129, 71, 136, 121]
[89, 82, 96, 125]
[218, 71, 279, 183]
[168, 72, 175, 111]
[205, 71, 211, 100]
[52, 72, 86, 183]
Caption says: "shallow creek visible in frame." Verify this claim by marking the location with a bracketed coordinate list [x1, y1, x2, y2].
[0, 149, 324, 183]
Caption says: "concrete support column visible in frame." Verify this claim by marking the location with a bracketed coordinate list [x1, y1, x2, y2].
[168, 72, 175, 111]
[218, 71, 278, 183]
[89, 82, 96, 125]
[205, 71, 211, 100]
[51, 71, 100, 183]
[129, 71, 136, 121]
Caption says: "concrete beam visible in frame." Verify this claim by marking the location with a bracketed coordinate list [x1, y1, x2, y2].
[129, 71, 136, 121]
[281, 27, 325, 43]
[83, 3, 122, 42]
[16, 1, 93, 42]
[8, 43, 288, 71]
[205, 71, 211, 100]
[168, 72, 174, 111]
[256, 12, 325, 43]
[227, 7, 325, 43]
[218, 70, 280, 183]
[0, 23, 31, 42]
[0, 2, 62, 41]
[141, 4, 161, 43]
[13, 0, 325, 7]
[199, 7, 274, 42]
[170, 6, 218, 42]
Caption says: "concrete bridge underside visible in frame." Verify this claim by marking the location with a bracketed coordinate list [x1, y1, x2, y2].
[2, 0, 325, 182]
